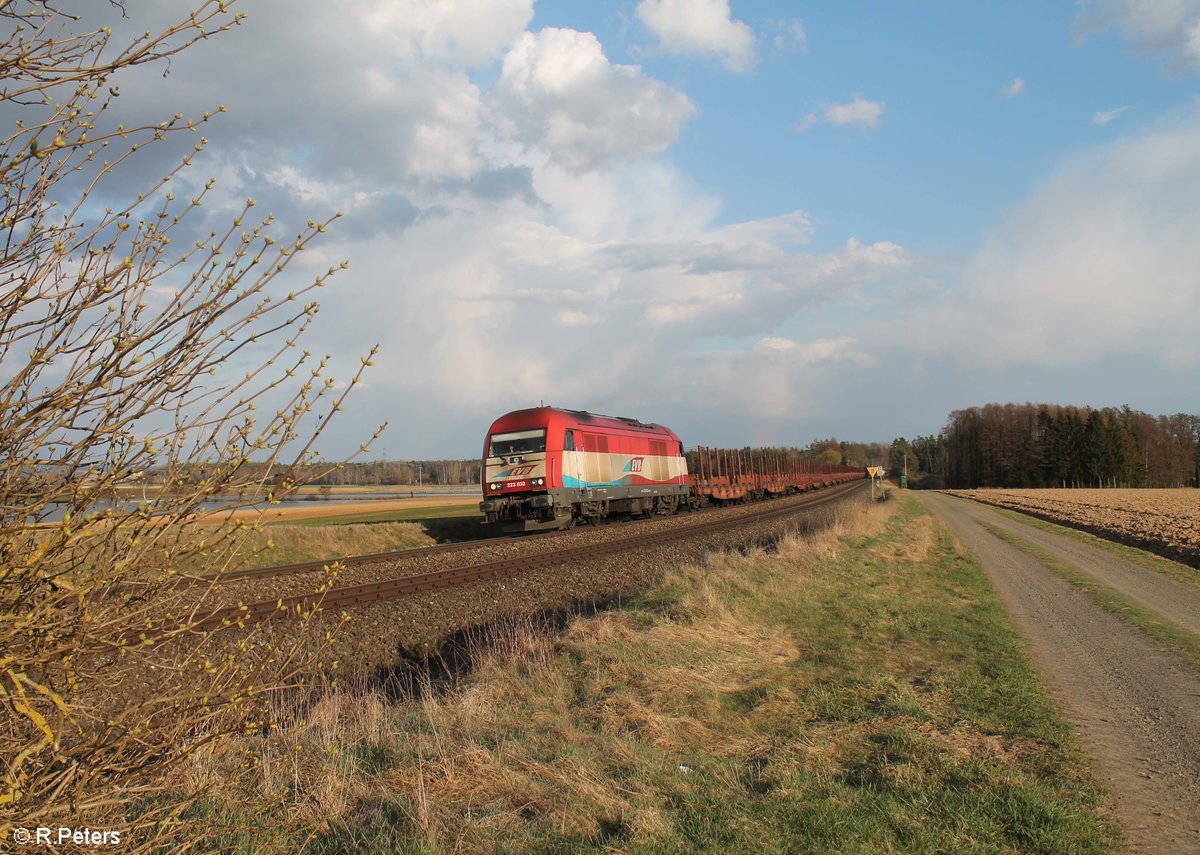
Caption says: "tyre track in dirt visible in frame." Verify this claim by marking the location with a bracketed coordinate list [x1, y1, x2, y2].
[920, 492, 1200, 854]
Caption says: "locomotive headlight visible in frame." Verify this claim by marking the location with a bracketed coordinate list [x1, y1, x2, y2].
[488, 482, 499, 491]
[532, 478, 544, 486]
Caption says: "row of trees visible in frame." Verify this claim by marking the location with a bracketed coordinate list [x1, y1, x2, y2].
[894, 403, 1200, 489]
[142, 458, 483, 488]
[888, 435, 947, 488]
[141, 438, 891, 491]
[676, 438, 888, 473]
[310, 459, 481, 485]
[802, 437, 889, 469]
[298, 437, 892, 483]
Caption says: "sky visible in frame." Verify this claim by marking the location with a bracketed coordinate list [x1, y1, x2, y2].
[75, 0, 1200, 458]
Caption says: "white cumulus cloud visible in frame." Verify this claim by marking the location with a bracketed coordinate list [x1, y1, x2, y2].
[797, 96, 885, 132]
[106, 0, 537, 187]
[1075, 0, 1200, 71]
[635, 0, 756, 72]
[487, 28, 697, 170]
[53, 0, 922, 455]
[363, 0, 535, 65]
[915, 110, 1200, 369]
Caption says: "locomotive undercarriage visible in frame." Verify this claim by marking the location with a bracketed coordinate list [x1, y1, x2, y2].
[480, 487, 689, 534]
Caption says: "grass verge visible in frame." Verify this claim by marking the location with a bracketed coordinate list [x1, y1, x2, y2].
[184, 497, 1119, 853]
[980, 521, 1200, 670]
[172, 513, 483, 576]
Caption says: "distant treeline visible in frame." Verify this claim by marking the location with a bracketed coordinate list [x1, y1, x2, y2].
[688, 438, 889, 473]
[140, 438, 891, 490]
[142, 459, 483, 487]
[307, 459, 482, 486]
[892, 404, 1200, 489]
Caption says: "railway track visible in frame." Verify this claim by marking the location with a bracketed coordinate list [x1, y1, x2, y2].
[192, 480, 866, 633]
[165, 483, 855, 591]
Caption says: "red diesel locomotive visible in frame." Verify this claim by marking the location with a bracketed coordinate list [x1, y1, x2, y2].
[479, 407, 689, 532]
[479, 407, 865, 533]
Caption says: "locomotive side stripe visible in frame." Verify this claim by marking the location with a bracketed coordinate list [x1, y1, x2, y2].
[561, 473, 685, 488]
[561, 449, 687, 488]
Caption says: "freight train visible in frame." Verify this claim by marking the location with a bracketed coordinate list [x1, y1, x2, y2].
[479, 407, 865, 533]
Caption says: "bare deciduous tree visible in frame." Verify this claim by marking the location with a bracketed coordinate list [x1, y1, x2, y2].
[1, 1, 381, 847]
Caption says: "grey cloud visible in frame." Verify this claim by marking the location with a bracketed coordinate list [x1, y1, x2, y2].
[464, 166, 540, 204]
[1075, 0, 1200, 72]
[339, 193, 422, 239]
[91, 0, 530, 193]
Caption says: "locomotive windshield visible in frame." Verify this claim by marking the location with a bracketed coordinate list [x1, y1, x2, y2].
[488, 428, 546, 458]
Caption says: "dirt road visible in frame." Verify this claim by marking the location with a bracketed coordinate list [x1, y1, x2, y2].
[919, 492, 1200, 854]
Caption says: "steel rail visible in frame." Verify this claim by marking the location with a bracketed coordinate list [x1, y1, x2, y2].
[171, 482, 855, 589]
[192, 480, 866, 633]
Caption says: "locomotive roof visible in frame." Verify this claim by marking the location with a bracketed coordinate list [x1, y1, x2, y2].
[487, 407, 679, 438]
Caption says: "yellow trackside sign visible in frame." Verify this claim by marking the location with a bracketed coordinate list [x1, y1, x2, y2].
[867, 467, 879, 477]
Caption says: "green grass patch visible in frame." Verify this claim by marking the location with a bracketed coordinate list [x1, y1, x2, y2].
[188, 497, 1119, 853]
[217, 511, 490, 571]
[266, 504, 490, 545]
[981, 521, 1200, 670]
[984, 504, 1200, 588]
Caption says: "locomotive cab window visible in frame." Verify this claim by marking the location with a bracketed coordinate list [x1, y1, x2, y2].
[563, 430, 576, 451]
[489, 429, 546, 457]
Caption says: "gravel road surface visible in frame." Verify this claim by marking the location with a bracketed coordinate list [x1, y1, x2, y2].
[920, 492, 1200, 854]
[965, 502, 1200, 636]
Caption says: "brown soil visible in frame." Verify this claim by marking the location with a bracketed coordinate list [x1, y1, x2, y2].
[920, 492, 1200, 853]
[945, 488, 1200, 569]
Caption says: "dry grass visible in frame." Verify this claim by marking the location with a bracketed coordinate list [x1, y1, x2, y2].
[187, 503, 894, 851]
[166, 521, 435, 576]
[183, 498, 1116, 854]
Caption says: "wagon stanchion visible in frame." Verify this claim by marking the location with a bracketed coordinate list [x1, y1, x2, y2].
[687, 445, 865, 505]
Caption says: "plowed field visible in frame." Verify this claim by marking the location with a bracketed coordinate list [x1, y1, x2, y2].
[944, 488, 1200, 569]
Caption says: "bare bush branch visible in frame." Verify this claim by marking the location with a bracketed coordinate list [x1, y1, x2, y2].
[1, 2, 383, 848]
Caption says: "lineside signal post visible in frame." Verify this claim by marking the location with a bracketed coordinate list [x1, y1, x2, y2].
[867, 466, 886, 500]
